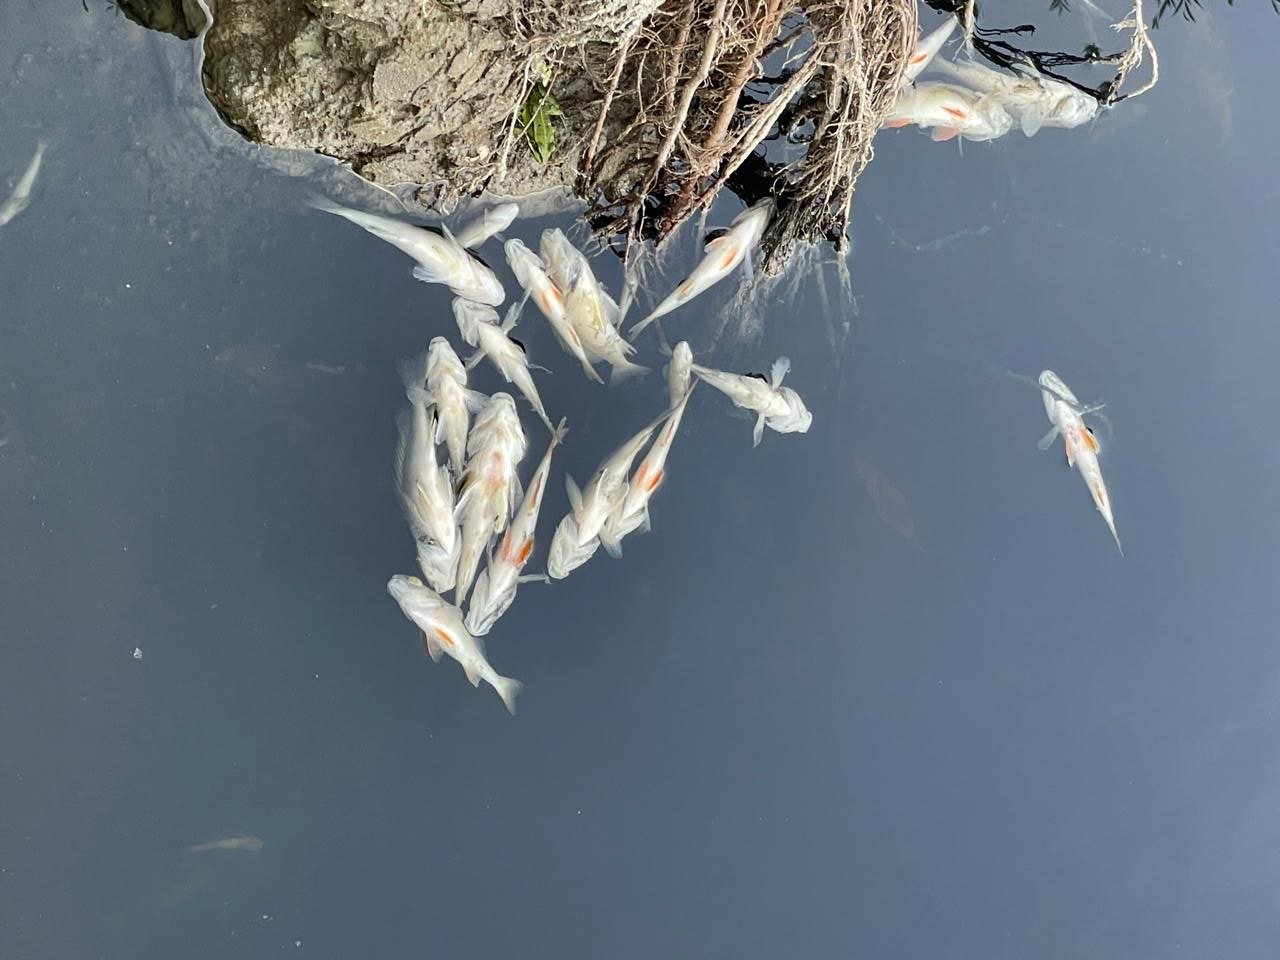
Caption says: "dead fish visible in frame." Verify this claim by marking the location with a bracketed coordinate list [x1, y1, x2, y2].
[1037, 369, 1121, 554]
[883, 82, 1013, 142]
[903, 19, 957, 84]
[453, 299, 555, 432]
[546, 513, 602, 581]
[186, 835, 264, 854]
[628, 200, 772, 340]
[387, 575, 522, 715]
[929, 58, 1098, 135]
[466, 418, 566, 636]
[692, 355, 812, 446]
[0, 140, 48, 227]
[505, 238, 603, 384]
[453, 202, 519, 249]
[308, 198, 504, 305]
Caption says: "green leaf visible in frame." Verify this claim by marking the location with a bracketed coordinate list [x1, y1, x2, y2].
[519, 84, 562, 166]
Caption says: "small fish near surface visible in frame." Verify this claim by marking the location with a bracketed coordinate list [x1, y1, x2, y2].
[928, 57, 1099, 136]
[505, 237, 603, 384]
[902, 19, 958, 85]
[883, 82, 1013, 143]
[601, 384, 696, 556]
[665, 340, 695, 410]
[628, 199, 773, 341]
[466, 418, 567, 636]
[692, 355, 812, 447]
[453, 392, 527, 603]
[453, 201, 520, 249]
[186, 835, 264, 854]
[308, 198, 505, 305]
[396, 359, 457, 555]
[421, 337, 485, 477]
[1037, 369, 1122, 555]
[565, 406, 674, 552]
[387, 574, 523, 715]
[453, 299, 556, 433]
[0, 140, 48, 227]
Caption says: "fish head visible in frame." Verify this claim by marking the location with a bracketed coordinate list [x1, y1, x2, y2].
[426, 337, 464, 381]
[731, 198, 774, 242]
[1048, 89, 1099, 128]
[503, 238, 543, 288]
[539, 228, 580, 289]
[546, 515, 584, 580]
[387, 574, 447, 617]
[1037, 370, 1081, 420]
[467, 260, 507, 307]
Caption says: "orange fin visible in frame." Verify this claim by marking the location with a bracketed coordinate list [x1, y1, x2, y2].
[883, 118, 911, 129]
[1083, 428, 1100, 453]
[931, 126, 960, 142]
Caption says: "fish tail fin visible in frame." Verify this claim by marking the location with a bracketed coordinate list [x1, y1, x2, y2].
[609, 360, 650, 385]
[627, 310, 663, 342]
[491, 674, 524, 716]
[305, 193, 346, 216]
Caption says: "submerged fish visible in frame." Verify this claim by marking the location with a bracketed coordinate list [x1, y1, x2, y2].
[628, 200, 772, 340]
[453, 299, 555, 432]
[601, 385, 694, 555]
[453, 202, 519, 249]
[854, 457, 920, 548]
[903, 19, 957, 85]
[454, 393, 527, 602]
[1037, 369, 1121, 554]
[309, 198, 504, 305]
[0, 140, 48, 227]
[466, 419, 566, 636]
[692, 355, 812, 446]
[505, 238, 603, 384]
[883, 82, 1013, 142]
[387, 575, 523, 714]
[929, 58, 1099, 135]
[546, 513, 602, 580]
[186, 835, 264, 854]
[421, 337, 483, 478]
[566, 408, 672, 548]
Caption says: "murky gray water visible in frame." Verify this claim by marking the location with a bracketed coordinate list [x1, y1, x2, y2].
[4, 3, 1280, 958]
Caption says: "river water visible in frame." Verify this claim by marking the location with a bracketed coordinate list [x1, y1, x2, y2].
[3, 2, 1280, 958]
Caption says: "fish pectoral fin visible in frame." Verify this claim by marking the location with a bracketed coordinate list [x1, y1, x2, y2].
[464, 348, 485, 372]
[1036, 425, 1061, 452]
[752, 414, 766, 448]
[421, 630, 444, 663]
[883, 117, 912, 128]
[565, 474, 583, 516]
[462, 388, 488, 414]
[412, 264, 445, 285]
[742, 247, 756, 284]
[931, 126, 960, 142]
[1082, 428, 1100, 453]
[503, 288, 532, 333]
[769, 356, 791, 388]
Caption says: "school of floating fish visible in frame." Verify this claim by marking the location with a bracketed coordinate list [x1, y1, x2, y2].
[311, 175, 1122, 714]
[885, 20, 1101, 143]
[311, 195, 812, 715]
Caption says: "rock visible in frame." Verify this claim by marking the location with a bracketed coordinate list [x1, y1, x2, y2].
[200, 0, 583, 207]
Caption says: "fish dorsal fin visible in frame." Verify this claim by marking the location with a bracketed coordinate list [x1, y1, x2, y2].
[769, 356, 791, 388]
[703, 229, 729, 251]
[565, 474, 583, 516]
